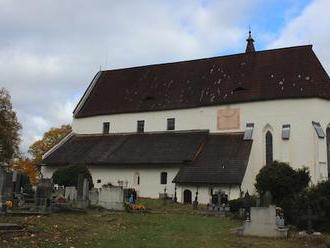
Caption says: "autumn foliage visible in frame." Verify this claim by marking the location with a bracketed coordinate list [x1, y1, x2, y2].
[12, 124, 72, 185]
[12, 158, 40, 185]
[28, 124, 72, 164]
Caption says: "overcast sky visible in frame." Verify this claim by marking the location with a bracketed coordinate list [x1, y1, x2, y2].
[0, 0, 329, 153]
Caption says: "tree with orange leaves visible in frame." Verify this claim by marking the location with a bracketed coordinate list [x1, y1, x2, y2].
[12, 124, 72, 185]
[12, 158, 40, 185]
[28, 124, 72, 164]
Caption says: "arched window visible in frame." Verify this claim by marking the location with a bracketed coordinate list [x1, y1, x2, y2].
[160, 172, 167, 185]
[327, 127, 330, 177]
[266, 131, 273, 166]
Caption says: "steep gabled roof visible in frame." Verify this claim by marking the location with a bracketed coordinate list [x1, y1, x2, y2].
[173, 133, 252, 184]
[74, 45, 330, 118]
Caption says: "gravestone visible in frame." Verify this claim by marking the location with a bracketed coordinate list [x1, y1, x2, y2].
[89, 188, 99, 206]
[12, 171, 22, 194]
[82, 178, 89, 200]
[0, 167, 13, 213]
[242, 192, 251, 220]
[76, 175, 89, 208]
[208, 191, 230, 213]
[65, 186, 77, 201]
[242, 205, 288, 238]
[34, 179, 53, 212]
[262, 191, 273, 207]
[98, 186, 124, 211]
[77, 174, 84, 200]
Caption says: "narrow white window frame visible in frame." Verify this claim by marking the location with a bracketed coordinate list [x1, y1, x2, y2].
[243, 123, 254, 140]
[282, 124, 290, 140]
[313, 121, 325, 138]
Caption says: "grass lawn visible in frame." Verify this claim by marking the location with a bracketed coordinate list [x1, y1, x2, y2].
[1, 198, 329, 248]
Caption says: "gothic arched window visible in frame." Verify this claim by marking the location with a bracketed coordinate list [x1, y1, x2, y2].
[327, 127, 330, 177]
[266, 131, 273, 166]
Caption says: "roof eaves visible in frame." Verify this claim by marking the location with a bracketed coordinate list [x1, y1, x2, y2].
[73, 71, 103, 117]
[42, 132, 75, 160]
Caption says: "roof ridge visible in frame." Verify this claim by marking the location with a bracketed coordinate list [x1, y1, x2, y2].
[73, 129, 210, 137]
[100, 45, 313, 73]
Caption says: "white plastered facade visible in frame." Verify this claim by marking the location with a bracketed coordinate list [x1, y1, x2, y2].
[42, 98, 330, 204]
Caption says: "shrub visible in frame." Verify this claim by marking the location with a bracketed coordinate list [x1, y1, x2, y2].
[293, 180, 330, 231]
[228, 195, 256, 213]
[52, 165, 93, 189]
[255, 161, 310, 224]
[255, 161, 310, 205]
[228, 198, 242, 213]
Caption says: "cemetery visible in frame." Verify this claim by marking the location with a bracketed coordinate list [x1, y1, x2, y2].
[2, 163, 330, 247]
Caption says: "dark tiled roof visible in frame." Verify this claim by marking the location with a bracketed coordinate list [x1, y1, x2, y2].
[42, 131, 209, 165]
[173, 133, 252, 184]
[75, 45, 330, 118]
[42, 131, 252, 185]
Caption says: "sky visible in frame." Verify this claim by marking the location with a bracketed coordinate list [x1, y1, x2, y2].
[0, 0, 329, 153]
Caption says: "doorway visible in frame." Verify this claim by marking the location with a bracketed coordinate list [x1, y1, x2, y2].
[183, 189, 192, 204]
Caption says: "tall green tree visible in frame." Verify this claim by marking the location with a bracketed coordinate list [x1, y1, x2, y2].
[0, 87, 21, 163]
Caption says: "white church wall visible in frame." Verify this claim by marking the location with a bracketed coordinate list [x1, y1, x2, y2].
[176, 185, 241, 204]
[41, 165, 179, 199]
[72, 98, 330, 194]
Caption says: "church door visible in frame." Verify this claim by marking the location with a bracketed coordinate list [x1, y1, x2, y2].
[183, 190, 192, 204]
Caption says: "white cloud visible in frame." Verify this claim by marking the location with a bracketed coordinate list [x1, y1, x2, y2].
[0, 0, 263, 153]
[0, 0, 320, 154]
[268, 0, 330, 73]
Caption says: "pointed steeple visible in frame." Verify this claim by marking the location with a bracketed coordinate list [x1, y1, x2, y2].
[245, 28, 255, 53]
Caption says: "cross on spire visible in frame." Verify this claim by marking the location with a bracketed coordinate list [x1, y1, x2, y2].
[245, 27, 256, 53]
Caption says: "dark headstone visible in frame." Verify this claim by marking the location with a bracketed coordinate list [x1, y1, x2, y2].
[77, 174, 84, 200]
[243, 192, 251, 220]
[262, 191, 272, 207]
[0, 167, 13, 212]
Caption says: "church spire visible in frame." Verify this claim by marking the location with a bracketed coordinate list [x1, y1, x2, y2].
[245, 28, 255, 53]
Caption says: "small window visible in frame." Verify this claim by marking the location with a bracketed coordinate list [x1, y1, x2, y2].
[103, 122, 110, 134]
[160, 172, 167, 185]
[97, 179, 101, 183]
[167, 118, 175, 131]
[137, 120, 145, 133]
[282, 124, 290, 140]
[134, 172, 140, 185]
[313, 121, 325, 138]
[243, 123, 254, 140]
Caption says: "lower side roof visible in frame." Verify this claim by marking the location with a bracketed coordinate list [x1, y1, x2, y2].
[173, 133, 252, 184]
[42, 130, 252, 185]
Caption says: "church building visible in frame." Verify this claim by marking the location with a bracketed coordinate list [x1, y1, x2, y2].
[41, 32, 330, 204]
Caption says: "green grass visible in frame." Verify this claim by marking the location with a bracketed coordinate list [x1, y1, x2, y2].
[1, 198, 329, 248]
